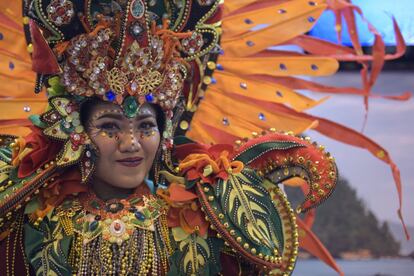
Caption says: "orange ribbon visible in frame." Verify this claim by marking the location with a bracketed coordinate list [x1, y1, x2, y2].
[179, 151, 244, 176]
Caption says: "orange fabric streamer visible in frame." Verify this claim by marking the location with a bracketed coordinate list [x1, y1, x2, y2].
[179, 151, 244, 176]
[260, 100, 410, 239]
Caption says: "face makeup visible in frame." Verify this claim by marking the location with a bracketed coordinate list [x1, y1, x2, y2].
[85, 102, 161, 194]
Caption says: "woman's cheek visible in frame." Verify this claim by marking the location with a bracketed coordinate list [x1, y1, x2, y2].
[148, 133, 160, 154]
[92, 135, 117, 157]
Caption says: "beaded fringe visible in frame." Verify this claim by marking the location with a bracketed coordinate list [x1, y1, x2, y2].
[73, 220, 169, 275]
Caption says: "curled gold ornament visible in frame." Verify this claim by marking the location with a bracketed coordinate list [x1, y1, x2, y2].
[107, 68, 128, 94]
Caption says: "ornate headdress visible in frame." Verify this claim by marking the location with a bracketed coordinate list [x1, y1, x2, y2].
[0, 0, 224, 183]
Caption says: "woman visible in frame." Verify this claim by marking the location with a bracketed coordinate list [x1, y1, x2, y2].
[1, 94, 337, 275]
[0, 0, 406, 275]
[23, 100, 169, 275]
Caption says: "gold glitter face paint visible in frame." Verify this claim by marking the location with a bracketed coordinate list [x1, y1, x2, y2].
[84, 102, 161, 190]
[87, 105, 159, 149]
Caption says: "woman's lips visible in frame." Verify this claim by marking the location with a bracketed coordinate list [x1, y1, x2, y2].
[116, 157, 143, 167]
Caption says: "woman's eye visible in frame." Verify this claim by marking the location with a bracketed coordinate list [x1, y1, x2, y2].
[139, 121, 156, 130]
[99, 122, 120, 131]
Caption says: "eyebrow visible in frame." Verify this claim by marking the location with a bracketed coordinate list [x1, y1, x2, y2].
[95, 113, 155, 121]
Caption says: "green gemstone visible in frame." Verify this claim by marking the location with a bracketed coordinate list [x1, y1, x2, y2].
[90, 200, 100, 209]
[122, 96, 139, 118]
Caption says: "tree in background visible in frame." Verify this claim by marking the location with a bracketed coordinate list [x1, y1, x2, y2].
[286, 178, 400, 257]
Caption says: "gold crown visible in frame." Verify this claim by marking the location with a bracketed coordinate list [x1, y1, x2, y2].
[60, 20, 189, 111]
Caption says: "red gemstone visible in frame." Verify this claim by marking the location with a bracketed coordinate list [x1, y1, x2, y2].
[57, 8, 65, 16]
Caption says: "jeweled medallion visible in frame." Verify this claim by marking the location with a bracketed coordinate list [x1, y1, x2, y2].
[130, 0, 145, 19]
[46, 0, 75, 26]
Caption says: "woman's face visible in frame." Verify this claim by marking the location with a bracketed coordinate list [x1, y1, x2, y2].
[85, 101, 160, 190]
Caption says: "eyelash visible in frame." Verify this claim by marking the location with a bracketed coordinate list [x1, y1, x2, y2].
[96, 121, 156, 132]
[99, 122, 120, 131]
[139, 121, 156, 130]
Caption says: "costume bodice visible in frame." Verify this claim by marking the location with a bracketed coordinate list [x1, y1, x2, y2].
[1, 132, 339, 275]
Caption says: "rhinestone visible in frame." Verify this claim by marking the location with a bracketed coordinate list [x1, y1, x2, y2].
[203, 76, 212, 85]
[278, 9, 287, 14]
[105, 91, 116, 102]
[51, 114, 57, 120]
[69, 84, 77, 91]
[89, 220, 98, 231]
[222, 118, 229, 126]
[91, 82, 99, 89]
[131, 23, 143, 36]
[145, 93, 154, 102]
[110, 219, 125, 235]
[276, 91, 283, 97]
[311, 64, 319, 70]
[75, 126, 84, 133]
[9, 62, 14, 70]
[179, 121, 189, 130]
[71, 58, 79, 65]
[216, 64, 224, 71]
[134, 211, 146, 221]
[308, 16, 316, 23]
[72, 119, 80, 126]
[207, 61, 216, 70]
[259, 113, 266, 120]
[23, 106, 31, 112]
[246, 41, 255, 47]
[279, 63, 287, 70]
[308, 1, 317, 6]
[47, 6, 56, 13]
[131, 82, 138, 92]
[86, 151, 92, 158]
[244, 18, 253, 24]
[240, 82, 247, 89]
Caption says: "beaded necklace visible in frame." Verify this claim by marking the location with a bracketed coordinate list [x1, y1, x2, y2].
[58, 185, 173, 275]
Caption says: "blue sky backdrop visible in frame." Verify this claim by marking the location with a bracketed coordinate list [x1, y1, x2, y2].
[310, 0, 414, 46]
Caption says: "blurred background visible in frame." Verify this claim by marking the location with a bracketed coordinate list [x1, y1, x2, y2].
[292, 0, 414, 275]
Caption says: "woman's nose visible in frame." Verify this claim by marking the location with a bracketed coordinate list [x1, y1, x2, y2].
[118, 132, 141, 153]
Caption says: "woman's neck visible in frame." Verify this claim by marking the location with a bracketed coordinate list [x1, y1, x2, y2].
[90, 178, 138, 201]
